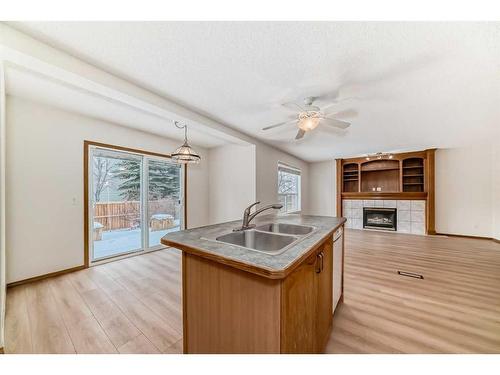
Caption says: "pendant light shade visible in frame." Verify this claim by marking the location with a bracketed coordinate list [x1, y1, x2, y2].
[171, 140, 201, 164]
[171, 121, 201, 164]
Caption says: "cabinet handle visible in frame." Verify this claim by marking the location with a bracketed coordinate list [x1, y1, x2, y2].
[316, 253, 323, 273]
[315, 253, 322, 273]
[321, 252, 324, 271]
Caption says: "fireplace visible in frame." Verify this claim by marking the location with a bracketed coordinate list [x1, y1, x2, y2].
[363, 207, 397, 231]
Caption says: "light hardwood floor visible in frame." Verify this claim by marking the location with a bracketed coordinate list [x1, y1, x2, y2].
[5, 249, 183, 354]
[5, 229, 500, 354]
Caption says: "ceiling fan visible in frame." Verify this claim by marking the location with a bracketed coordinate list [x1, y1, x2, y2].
[262, 96, 353, 140]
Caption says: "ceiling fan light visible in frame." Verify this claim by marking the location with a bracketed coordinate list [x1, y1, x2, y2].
[298, 116, 320, 131]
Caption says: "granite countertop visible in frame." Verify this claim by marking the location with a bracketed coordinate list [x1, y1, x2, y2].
[161, 214, 346, 279]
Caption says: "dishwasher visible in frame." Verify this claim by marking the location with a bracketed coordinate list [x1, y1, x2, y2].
[332, 226, 343, 312]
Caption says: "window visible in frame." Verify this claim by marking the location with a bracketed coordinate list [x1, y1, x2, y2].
[88, 145, 183, 262]
[278, 162, 301, 213]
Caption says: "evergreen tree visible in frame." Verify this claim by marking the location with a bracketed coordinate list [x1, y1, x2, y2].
[148, 160, 180, 200]
[112, 159, 180, 201]
[113, 158, 142, 200]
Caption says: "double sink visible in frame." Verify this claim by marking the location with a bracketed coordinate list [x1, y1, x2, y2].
[213, 223, 316, 255]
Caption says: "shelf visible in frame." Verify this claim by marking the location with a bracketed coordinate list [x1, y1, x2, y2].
[340, 156, 429, 196]
[361, 167, 399, 172]
[341, 192, 428, 200]
[343, 162, 359, 188]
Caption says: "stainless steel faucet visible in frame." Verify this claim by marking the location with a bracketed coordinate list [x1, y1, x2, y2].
[235, 201, 283, 231]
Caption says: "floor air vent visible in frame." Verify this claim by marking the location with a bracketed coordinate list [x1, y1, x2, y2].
[397, 271, 424, 279]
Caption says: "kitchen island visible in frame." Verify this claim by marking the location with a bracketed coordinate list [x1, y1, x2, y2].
[161, 214, 345, 354]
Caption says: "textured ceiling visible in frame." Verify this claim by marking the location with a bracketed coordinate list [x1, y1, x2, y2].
[8, 21, 500, 161]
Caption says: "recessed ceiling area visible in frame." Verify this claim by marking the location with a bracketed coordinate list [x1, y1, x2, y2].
[4, 66, 228, 148]
[8, 21, 500, 161]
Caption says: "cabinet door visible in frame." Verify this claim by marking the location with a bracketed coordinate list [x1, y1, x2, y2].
[281, 252, 318, 353]
[315, 238, 333, 352]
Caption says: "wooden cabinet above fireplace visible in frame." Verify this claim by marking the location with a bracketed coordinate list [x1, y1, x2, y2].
[337, 149, 435, 195]
[336, 149, 436, 234]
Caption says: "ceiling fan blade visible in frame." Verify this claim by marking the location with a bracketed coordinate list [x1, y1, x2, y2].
[262, 119, 296, 131]
[326, 108, 358, 118]
[295, 129, 306, 140]
[282, 102, 304, 112]
[322, 118, 351, 130]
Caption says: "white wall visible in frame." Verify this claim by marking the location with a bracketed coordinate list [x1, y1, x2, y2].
[493, 145, 500, 241]
[255, 142, 310, 214]
[309, 160, 336, 217]
[5, 96, 210, 283]
[0, 62, 6, 349]
[208, 144, 256, 224]
[435, 145, 494, 237]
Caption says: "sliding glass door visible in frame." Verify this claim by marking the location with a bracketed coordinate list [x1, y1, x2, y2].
[89, 146, 183, 262]
[147, 158, 182, 247]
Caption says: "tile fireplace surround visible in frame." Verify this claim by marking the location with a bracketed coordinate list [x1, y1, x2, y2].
[342, 199, 426, 235]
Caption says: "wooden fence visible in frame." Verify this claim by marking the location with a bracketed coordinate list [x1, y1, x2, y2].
[94, 199, 179, 231]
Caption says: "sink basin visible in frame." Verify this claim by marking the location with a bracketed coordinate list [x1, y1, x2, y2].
[216, 230, 297, 254]
[255, 223, 315, 235]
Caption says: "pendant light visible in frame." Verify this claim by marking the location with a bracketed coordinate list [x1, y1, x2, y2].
[171, 121, 201, 164]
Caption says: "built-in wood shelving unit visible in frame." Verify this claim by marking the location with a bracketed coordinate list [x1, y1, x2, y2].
[402, 158, 424, 192]
[335, 148, 436, 234]
[342, 163, 359, 193]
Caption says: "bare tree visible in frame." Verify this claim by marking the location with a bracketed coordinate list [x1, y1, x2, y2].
[278, 171, 296, 194]
[93, 157, 114, 202]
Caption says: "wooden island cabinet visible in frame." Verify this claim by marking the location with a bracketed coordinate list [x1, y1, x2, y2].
[162, 216, 345, 354]
[182, 235, 336, 353]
